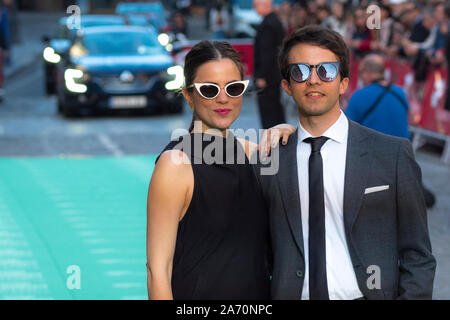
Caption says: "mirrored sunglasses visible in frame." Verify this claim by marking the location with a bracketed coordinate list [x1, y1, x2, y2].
[287, 62, 340, 83]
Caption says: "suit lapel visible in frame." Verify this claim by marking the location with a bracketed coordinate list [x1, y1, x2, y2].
[276, 129, 304, 257]
[343, 120, 372, 239]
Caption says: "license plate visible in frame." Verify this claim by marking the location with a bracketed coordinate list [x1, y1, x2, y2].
[110, 96, 147, 109]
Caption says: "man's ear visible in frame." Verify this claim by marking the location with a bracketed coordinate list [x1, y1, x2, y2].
[339, 77, 349, 96]
[281, 79, 292, 96]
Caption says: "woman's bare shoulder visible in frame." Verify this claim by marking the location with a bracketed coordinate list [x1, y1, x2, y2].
[151, 150, 192, 186]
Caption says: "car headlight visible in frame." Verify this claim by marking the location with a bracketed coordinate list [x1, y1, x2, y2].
[158, 33, 170, 46]
[165, 43, 173, 52]
[70, 42, 87, 58]
[64, 68, 88, 93]
[43, 47, 61, 64]
[165, 65, 184, 91]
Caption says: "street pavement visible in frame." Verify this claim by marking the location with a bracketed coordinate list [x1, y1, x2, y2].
[0, 12, 449, 300]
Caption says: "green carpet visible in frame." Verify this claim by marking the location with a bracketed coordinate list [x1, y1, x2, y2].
[0, 155, 157, 300]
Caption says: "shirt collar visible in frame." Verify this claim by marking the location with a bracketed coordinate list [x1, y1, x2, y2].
[297, 110, 348, 145]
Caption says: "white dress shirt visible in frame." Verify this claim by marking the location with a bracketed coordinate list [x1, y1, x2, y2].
[297, 111, 364, 300]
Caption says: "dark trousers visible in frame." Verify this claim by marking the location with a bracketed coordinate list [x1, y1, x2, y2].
[257, 85, 286, 129]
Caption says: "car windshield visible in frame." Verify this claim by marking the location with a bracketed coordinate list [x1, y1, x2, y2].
[82, 19, 124, 28]
[83, 31, 162, 56]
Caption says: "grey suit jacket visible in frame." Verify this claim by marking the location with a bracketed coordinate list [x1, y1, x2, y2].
[256, 119, 436, 300]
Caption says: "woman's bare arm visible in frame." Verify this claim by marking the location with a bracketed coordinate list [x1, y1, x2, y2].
[146, 150, 193, 300]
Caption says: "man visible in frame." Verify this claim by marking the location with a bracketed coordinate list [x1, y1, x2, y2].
[257, 25, 436, 300]
[346, 54, 410, 139]
[253, 0, 286, 129]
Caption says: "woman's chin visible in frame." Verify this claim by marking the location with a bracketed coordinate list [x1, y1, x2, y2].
[211, 117, 235, 130]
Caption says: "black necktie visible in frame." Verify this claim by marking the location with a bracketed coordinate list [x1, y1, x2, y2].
[304, 136, 330, 300]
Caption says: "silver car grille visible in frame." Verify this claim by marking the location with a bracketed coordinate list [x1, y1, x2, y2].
[95, 74, 155, 93]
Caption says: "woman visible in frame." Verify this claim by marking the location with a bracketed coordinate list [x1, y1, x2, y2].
[146, 40, 294, 300]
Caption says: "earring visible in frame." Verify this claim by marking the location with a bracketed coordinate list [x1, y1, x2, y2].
[189, 104, 193, 111]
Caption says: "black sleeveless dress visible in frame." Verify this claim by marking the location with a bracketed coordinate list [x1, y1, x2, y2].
[156, 132, 270, 300]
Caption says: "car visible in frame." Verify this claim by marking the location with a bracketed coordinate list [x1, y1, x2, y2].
[116, 1, 170, 32]
[42, 15, 126, 95]
[56, 25, 184, 117]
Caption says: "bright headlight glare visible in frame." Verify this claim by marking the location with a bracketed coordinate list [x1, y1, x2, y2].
[165, 65, 184, 91]
[165, 43, 173, 52]
[43, 47, 61, 64]
[158, 33, 170, 46]
[64, 68, 87, 93]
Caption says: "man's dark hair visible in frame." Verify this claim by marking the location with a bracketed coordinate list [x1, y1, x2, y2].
[279, 25, 350, 81]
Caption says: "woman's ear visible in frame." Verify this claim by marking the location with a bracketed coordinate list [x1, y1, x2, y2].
[182, 87, 193, 109]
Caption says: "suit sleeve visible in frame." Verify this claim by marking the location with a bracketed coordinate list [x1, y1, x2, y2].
[396, 139, 436, 299]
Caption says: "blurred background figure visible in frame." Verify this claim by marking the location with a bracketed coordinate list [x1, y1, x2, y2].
[209, 0, 229, 39]
[277, 1, 292, 31]
[176, 0, 191, 16]
[442, 3, 450, 111]
[321, 1, 347, 37]
[0, 0, 13, 66]
[401, 3, 447, 80]
[171, 10, 188, 38]
[349, 7, 378, 58]
[346, 54, 410, 139]
[287, 3, 307, 34]
[253, 0, 285, 129]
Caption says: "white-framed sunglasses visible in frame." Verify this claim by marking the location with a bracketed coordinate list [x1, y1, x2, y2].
[187, 80, 249, 99]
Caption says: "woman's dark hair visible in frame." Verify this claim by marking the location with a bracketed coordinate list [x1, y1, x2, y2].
[278, 25, 350, 82]
[184, 40, 244, 131]
[184, 40, 244, 92]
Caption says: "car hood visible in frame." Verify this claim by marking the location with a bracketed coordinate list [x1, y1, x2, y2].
[72, 54, 173, 74]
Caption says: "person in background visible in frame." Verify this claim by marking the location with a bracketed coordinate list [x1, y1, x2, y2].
[287, 3, 307, 35]
[209, 0, 229, 40]
[321, 2, 347, 37]
[253, 0, 286, 129]
[346, 54, 410, 139]
[0, 22, 6, 102]
[171, 11, 188, 38]
[277, 1, 292, 31]
[378, 3, 396, 57]
[349, 7, 378, 59]
[315, 4, 330, 25]
[0, 0, 11, 66]
[443, 3, 450, 111]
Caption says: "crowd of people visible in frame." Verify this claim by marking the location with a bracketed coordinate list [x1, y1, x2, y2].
[198, 0, 450, 109]
[276, 0, 450, 106]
